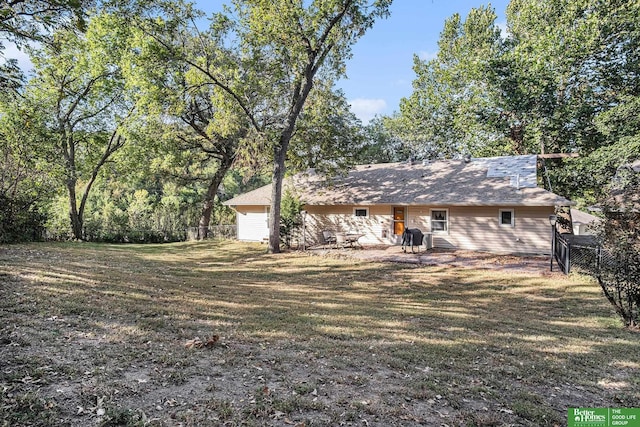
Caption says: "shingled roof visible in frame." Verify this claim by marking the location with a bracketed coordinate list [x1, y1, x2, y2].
[224, 155, 573, 207]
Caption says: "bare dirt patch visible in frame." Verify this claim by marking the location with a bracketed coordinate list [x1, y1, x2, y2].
[1, 241, 638, 426]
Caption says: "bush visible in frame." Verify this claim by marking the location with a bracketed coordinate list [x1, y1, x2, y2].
[596, 248, 640, 329]
[45, 184, 192, 243]
[0, 194, 46, 243]
[593, 165, 640, 329]
[279, 191, 304, 248]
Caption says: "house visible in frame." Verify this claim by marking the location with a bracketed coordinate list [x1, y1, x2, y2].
[223, 155, 574, 254]
[570, 209, 600, 235]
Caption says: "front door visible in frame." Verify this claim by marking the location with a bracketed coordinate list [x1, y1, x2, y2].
[393, 207, 405, 235]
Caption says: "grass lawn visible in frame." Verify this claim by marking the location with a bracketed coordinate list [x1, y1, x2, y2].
[1, 241, 638, 426]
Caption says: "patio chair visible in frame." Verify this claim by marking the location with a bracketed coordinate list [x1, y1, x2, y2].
[322, 230, 337, 248]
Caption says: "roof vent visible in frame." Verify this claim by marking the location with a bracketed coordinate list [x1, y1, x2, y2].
[463, 154, 472, 163]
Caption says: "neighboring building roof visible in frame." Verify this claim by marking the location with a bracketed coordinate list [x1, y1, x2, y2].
[570, 208, 600, 226]
[224, 155, 574, 207]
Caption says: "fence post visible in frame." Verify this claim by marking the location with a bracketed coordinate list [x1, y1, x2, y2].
[550, 227, 556, 271]
[566, 241, 571, 274]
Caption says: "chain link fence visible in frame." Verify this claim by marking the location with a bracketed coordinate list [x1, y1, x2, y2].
[555, 233, 625, 278]
[554, 233, 601, 274]
[570, 244, 601, 274]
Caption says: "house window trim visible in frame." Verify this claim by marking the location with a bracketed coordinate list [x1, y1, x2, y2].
[430, 208, 449, 234]
[353, 207, 369, 218]
[499, 209, 515, 227]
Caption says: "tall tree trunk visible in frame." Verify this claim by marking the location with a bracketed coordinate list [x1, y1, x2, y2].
[509, 122, 525, 154]
[268, 144, 287, 253]
[198, 156, 234, 240]
[66, 179, 83, 240]
[266, 73, 315, 253]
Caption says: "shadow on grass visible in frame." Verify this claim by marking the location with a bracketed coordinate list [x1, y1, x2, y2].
[1, 240, 638, 426]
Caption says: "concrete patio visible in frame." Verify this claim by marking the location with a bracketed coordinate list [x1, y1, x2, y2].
[305, 245, 554, 274]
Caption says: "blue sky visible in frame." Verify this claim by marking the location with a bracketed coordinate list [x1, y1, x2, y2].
[337, 1, 511, 122]
[192, 0, 511, 122]
[4, 0, 511, 122]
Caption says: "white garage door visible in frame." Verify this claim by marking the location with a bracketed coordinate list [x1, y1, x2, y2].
[237, 210, 269, 241]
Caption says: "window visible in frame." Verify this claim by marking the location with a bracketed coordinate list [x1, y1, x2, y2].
[354, 207, 369, 217]
[499, 209, 515, 227]
[430, 209, 448, 233]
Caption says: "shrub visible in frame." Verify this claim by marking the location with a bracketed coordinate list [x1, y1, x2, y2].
[280, 191, 304, 248]
[0, 194, 46, 243]
[593, 165, 640, 329]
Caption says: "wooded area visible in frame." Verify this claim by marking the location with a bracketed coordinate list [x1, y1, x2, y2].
[1, 0, 639, 252]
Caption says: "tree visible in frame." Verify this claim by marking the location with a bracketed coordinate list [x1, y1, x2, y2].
[0, 0, 91, 91]
[287, 81, 365, 176]
[355, 115, 410, 164]
[123, 0, 391, 253]
[593, 165, 640, 329]
[545, 0, 640, 204]
[224, 0, 393, 253]
[0, 0, 88, 43]
[0, 58, 25, 94]
[501, 0, 603, 156]
[178, 90, 249, 239]
[26, 15, 133, 239]
[279, 190, 304, 249]
[392, 6, 505, 159]
[119, 13, 253, 240]
[0, 95, 53, 242]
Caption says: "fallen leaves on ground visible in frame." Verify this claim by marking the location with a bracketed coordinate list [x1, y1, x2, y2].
[184, 335, 219, 349]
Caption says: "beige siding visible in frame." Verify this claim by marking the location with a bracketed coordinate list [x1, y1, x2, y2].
[304, 205, 393, 245]
[406, 207, 431, 230]
[433, 206, 554, 254]
[232, 203, 554, 253]
[302, 204, 554, 254]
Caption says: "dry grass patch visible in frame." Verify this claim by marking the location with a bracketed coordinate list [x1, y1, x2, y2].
[1, 241, 638, 427]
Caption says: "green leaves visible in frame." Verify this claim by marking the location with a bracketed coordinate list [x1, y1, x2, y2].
[0, 0, 89, 46]
[0, 94, 56, 242]
[288, 83, 364, 176]
[388, 0, 639, 207]
[18, 13, 138, 239]
[0, 0, 91, 91]
[392, 6, 505, 159]
[1, 0, 391, 245]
